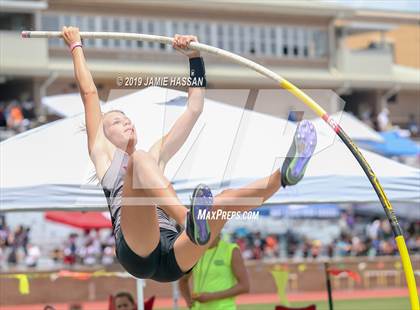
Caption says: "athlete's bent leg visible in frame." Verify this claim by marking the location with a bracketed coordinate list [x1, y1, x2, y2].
[129, 150, 188, 225]
[120, 152, 161, 257]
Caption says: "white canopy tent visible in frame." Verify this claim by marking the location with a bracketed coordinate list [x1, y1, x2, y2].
[42, 93, 104, 118]
[1, 87, 419, 212]
[2, 86, 419, 310]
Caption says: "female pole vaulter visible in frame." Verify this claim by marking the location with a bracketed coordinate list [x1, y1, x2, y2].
[63, 26, 317, 282]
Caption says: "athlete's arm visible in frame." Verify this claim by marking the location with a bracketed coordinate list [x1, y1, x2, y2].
[63, 26, 111, 180]
[150, 35, 205, 166]
[63, 26, 105, 158]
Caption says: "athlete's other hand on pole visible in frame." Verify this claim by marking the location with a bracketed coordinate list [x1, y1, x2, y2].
[62, 26, 81, 48]
[173, 34, 200, 58]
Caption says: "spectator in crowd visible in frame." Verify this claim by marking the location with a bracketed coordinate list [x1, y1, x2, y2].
[21, 99, 35, 120]
[63, 233, 78, 265]
[7, 226, 20, 265]
[0, 103, 7, 128]
[310, 240, 322, 259]
[101, 245, 115, 266]
[285, 229, 299, 258]
[366, 218, 381, 241]
[114, 291, 136, 310]
[78, 230, 102, 266]
[326, 241, 335, 258]
[22, 227, 30, 255]
[51, 248, 63, 265]
[335, 232, 352, 257]
[251, 232, 265, 260]
[0, 222, 11, 267]
[25, 243, 41, 268]
[241, 244, 254, 260]
[102, 231, 116, 265]
[6, 102, 24, 132]
[407, 234, 420, 253]
[0, 98, 36, 140]
[234, 235, 246, 253]
[361, 109, 374, 128]
[264, 234, 279, 258]
[408, 114, 418, 137]
[377, 107, 391, 132]
[0, 215, 416, 268]
[79, 239, 98, 266]
[406, 221, 419, 253]
[378, 219, 393, 241]
[339, 210, 356, 235]
[351, 236, 367, 256]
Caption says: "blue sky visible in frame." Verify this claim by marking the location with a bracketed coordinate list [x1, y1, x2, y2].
[323, 0, 420, 13]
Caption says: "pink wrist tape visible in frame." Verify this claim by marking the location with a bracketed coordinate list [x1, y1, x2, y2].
[69, 41, 83, 52]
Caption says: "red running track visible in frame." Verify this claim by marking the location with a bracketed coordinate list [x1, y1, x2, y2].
[0, 288, 409, 310]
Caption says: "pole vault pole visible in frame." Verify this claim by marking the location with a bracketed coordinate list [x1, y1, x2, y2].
[21, 31, 419, 310]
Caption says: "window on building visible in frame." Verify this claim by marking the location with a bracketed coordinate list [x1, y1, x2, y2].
[238, 26, 245, 54]
[113, 18, 121, 47]
[147, 20, 155, 49]
[41, 14, 59, 30]
[86, 16, 96, 47]
[158, 20, 166, 50]
[101, 17, 109, 47]
[270, 27, 276, 56]
[193, 22, 200, 37]
[282, 27, 288, 56]
[228, 24, 234, 51]
[41, 14, 60, 46]
[291, 28, 298, 57]
[260, 27, 266, 55]
[313, 29, 327, 58]
[136, 20, 143, 48]
[217, 24, 223, 49]
[302, 28, 309, 57]
[75, 16, 83, 29]
[204, 24, 211, 45]
[182, 21, 189, 34]
[0, 13, 32, 30]
[63, 15, 71, 28]
[249, 26, 256, 54]
[39, 13, 328, 61]
[123, 18, 132, 48]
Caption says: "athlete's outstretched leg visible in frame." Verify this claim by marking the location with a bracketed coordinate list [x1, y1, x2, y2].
[215, 119, 317, 212]
[173, 169, 281, 271]
[173, 120, 317, 271]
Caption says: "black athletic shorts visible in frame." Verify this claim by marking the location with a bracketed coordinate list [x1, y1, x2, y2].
[115, 228, 191, 282]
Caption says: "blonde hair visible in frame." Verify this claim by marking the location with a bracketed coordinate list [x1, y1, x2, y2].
[78, 109, 126, 132]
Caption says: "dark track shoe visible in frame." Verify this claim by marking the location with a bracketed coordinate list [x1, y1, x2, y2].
[281, 120, 317, 187]
[185, 184, 213, 246]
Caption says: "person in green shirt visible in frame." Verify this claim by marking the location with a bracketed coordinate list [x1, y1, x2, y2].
[179, 234, 250, 309]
